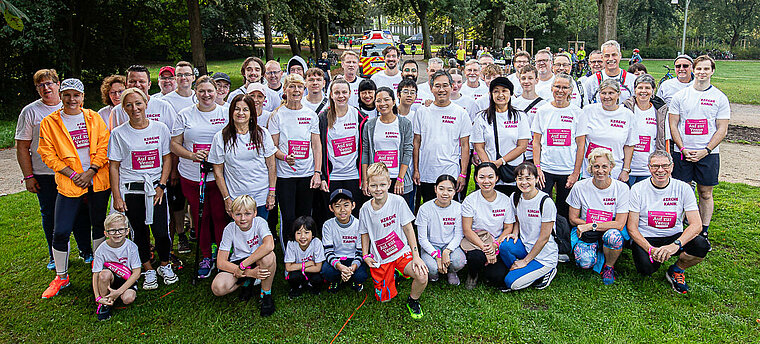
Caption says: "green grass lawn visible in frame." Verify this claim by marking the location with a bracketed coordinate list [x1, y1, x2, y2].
[1, 182, 759, 342]
[0, 120, 15, 149]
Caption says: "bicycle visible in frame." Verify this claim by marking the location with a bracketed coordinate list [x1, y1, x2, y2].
[659, 65, 675, 86]
[326, 50, 339, 66]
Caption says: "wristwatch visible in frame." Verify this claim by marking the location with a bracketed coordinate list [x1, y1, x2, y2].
[156, 183, 167, 191]
[673, 239, 682, 249]
[622, 167, 631, 173]
[591, 223, 598, 231]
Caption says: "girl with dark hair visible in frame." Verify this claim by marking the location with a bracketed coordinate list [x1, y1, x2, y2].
[460, 162, 514, 290]
[357, 79, 377, 118]
[209, 94, 277, 220]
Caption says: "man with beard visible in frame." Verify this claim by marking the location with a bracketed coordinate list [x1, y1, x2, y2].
[371, 46, 402, 91]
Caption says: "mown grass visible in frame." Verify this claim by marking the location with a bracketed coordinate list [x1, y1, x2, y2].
[0, 120, 15, 149]
[1, 182, 758, 343]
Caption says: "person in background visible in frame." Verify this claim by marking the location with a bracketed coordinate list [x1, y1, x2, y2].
[227, 57, 265, 102]
[151, 66, 177, 99]
[357, 79, 378, 118]
[583, 40, 635, 103]
[622, 74, 668, 186]
[629, 48, 643, 65]
[212, 72, 232, 106]
[627, 63, 648, 77]
[97, 75, 126, 125]
[162, 61, 198, 113]
[315, 51, 332, 91]
[656, 55, 694, 106]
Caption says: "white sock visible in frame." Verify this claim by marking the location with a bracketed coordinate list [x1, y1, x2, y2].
[52, 246, 70, 276]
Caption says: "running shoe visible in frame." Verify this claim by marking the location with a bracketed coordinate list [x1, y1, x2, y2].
[46, 259, 56, 270]
[288, 286, 303, 299]
[601, 265, 616, 285]
[189, 227, 197, 241]
[533, 268, 557, 290]
[260, 294, 275, 317]
[177, 234, 191, 254]
[350, 282, 364, 292]
[79, 253, 94, 264]
[666, 264, 689, 294]
[406, 297, 424, 319]
[238, 282, 254, 302]
[429, 274, 439, 283]
[557, 254, 570, 263]
[41, 275, 70, 299]
[157, 264, 179, 285]
[96, 304, 112, 321]
[197, 257, 214, 279]
[170, 254, 184, 270]
[328, 281, 340, 293]
[447, 271, 461, 286]
[143, 270, 158, 290]
[465, 275, 478, 290]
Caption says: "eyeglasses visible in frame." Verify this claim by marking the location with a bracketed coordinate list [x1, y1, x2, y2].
[552, 85, 571, 90]
[400, 89, 416, 95]
[36, 82, 56, 89]
[176, 73, 193, 78]
[590, 60, 604, 64]
[265, 71, 281, 76]
[432, 83, 450, 89]
[108, 90, 124, 96]
[675, 64, 691, 69]
[648, 163, 672, 170]
[535, 59, 550, 64]
[106, 227, 129, 235]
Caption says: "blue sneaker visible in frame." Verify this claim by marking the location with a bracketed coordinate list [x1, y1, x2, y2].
[46, 259, 56, 270]
[601, 265, 615, 285]
[83, 254, 94, 264]
[198, 257, 214, 279]
[666, 264, 689, 294]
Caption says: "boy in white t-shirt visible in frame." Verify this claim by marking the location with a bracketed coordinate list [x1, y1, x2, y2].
[360, 162, 428, 319]
[92, 213, 142, 321]
[210, 195, 276, 316]
[284, 216, 325, 298]
[321, 189, 368, 292]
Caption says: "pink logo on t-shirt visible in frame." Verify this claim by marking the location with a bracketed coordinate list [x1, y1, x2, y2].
[647, 211, 677, 229]
[375, 230, 404, 260]
[586, 209, 614, 223]
[586, 141, 611, 158]
[635, 136, 651, 152]
[131, 149, 160, 170]
[69, 129, 89, 149]
[374, 150, 398, 168]
[331, 136, 356, 157]
[684, 119, 708, 135]
[547, 129, 571, 146]
[288, 140, 310, 159]
[193, 143, 211, 152]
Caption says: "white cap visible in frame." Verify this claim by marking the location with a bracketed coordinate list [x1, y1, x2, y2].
[60, 78, 84, 93]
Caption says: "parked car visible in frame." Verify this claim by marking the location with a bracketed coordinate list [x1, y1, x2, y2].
[405, 33, 423, 45]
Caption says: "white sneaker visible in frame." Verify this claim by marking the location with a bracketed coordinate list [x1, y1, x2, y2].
[143, 270, 158, 290]
[557, 254, 570, 263]
[157, 264, 179, 285]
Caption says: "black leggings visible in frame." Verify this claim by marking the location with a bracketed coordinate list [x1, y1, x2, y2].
[465, 249, 508, 287]
[276, 177, 314, 247]
[124, 193, 171, 264]
[287, 271, 323, 290]
[631, 234, 710, 276]
[52, 188, 109, 252]
[541, 172, 571, 219]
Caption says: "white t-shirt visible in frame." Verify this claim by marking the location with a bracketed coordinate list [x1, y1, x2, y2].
[98, 105, 113, 126]
[301, 95, 328, 113]
[583, 70, 636, 104]
[515, 191, 558, 268]
[162, 90, 198, 113]
[512, 95, 547, 160]
[268, 106, 320, 178]
[326, 108, 361, 180]
[669, 85, 730, 153]
[110, 97, 176, 132]
[219, 217, 272, 262]
[413, 102, 472, 183]
[474, 93, 490, 114]
[656, 78, 693, 106]
[108, 120, 171, 184]
[370, 71, 402, 91]
[60, 112, 91, 171]
[92, 239, 141, 273]
[150, 92, 165, 99]
[461, 190, 515, 238]
[373, 117, 403, 178]
[506, 73, 523, 97]
[346, 77, 362, 108]
[416, 200, 464, 253]
[531, 103, 588, 175]
[264, 87, 283, 113]
[15, 99, 62, 175]
[535, 75, 556, 100]
[567, 178, 630, 223]
[172, 105, 228, 182]
[451, 94, 479, 122]
[284, 238, 326, 264]
[322, 217, 362, 262]
[207, 127, 277, 205]
[582, 104, 637, 178]
[630, 104, 659, 176]
[358, 194, 415, 265]
[630, 178, 698, 238]
[417, 82, 433, 102]
[226, 85, 247, 104]
[471, 110, 530, 168]
[460, 80, 488, 102]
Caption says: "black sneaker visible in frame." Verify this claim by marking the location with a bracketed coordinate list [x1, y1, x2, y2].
[406, 297, 423, 319]
[666, 265, 689, 294]
[170, 254, 184, 270]
[177, 234, 191, 254]
[533, 268, 557, 290]
[328, 281, 340, 293]
[238, 282, 254, 302]
[189, 227, 197, 241]
[260, 294, 275, 317]
[288, 286, 303, 299]
[350, 282, 364, 292]
[96, 304, 112, 321]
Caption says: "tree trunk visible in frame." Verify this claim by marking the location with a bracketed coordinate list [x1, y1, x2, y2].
[729, 28, 740, 48]
[420, 11, 432, 59]
[186, 0, 207, 75]
[263, 10, 274, 60]
[492, 10, 505, 50]
[287, 32, 302, 56]
[313, 22, 322, 58]
[320, 21, 330, 52]
[645, 15, 651, 47]
[597, 0, 619, 44]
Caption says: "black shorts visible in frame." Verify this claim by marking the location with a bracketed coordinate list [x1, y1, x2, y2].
[231, 258, 258, 285]
[671, 151, 719, 187]
[111, 274, 138, 292]
[630, 233, 711, 276]
[167, 182, 186, 212]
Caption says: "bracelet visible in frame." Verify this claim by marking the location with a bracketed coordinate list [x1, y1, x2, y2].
[500, 157, 507, 166]
[473, 151, 477, 155]
[396, 177, 404, 183]
[430, 250, 441, 259]
[493, 239, 501, 255]
[362, 253, 373, 260]
[705, 147, 712, 154]
[24, 174, 34, 180]
[314, 171, 322, 175]
[301, 262, 309, 280]
[679, 146, 686, 152]
[535, 164, 541, 168]
[647, 247, 654, 263]
[269, 187, 276, 191]
[239, 262, 251, 270]
[96, 296, 102, 302]
[223, 195, 231, 201]
[69, 171, 77, 179]
[458, 173, 466, 179]
[331, 259, 339, 268]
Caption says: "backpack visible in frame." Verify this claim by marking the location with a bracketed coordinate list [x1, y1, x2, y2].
[539, 195, 572, 254]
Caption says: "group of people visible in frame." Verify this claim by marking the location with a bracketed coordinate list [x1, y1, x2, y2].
[15, 38, 727, 321]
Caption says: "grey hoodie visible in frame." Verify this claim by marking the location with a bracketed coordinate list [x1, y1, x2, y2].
[287, 55, 308, 75]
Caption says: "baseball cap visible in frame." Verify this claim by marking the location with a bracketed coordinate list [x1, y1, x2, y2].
[246, 82, 266, 96]
[159, 66, 175, 76]
[674, 54, 693, 65]
[212, 72, 231, 84]
[489, 76, 513, 94]
[329, 189, 354, 204]
[59, 78, 84, 93]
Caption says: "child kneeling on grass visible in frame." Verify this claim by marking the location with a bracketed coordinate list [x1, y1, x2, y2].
[360, 162, 428, 319]
[284, 216, 325, 298]
[210, 195, 277, 317]
[92, 213, 141, 321]
[321, 189, 369, 293]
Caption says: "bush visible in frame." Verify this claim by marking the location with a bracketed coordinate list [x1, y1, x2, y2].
[329, 43, 338, 49]
[639, 46, 679, 59]
[734, 47, 760, 60]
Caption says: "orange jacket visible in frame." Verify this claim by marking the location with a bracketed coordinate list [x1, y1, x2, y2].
[37, 108, 110, 197]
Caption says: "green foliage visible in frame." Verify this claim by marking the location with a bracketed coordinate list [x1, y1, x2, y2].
[735, 46, 760, 59]
[503, 0, 549, 38]
[556, 0, 597, 41]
